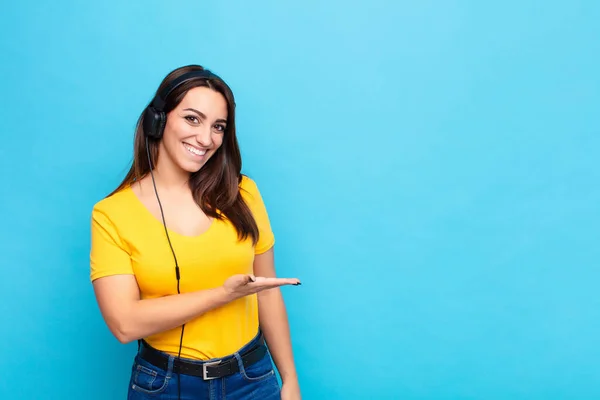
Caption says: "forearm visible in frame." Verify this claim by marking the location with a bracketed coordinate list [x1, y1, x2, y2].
[116, 286, 232, 343]
[258, 288, 298, 383]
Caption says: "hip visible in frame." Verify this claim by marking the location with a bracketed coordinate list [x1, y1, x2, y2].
[127, 330, 280, 400]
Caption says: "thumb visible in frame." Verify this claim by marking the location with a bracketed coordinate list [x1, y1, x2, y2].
[239, 274, 256, 285]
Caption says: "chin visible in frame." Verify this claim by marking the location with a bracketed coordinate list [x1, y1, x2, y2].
[180, 157, 213, 174]
[180, 163, 204, 174]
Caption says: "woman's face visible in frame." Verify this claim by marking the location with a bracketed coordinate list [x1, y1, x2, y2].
[159, 86, 228, 174]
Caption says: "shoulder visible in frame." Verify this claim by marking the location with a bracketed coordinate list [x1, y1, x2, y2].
[91, 186, 134, 224]
[239, 175, 268, 207]
[239, 174, 259, 193]
[239, 175, 257, 190]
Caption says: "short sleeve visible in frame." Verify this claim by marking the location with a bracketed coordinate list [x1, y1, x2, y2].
[241, 177, 275, 254]
[89, 206, 133, 282]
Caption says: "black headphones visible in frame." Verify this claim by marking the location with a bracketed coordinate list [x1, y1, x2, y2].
[143, 69, 217, 140]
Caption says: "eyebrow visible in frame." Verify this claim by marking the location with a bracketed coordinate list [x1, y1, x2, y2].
[183, 108, 227, 124]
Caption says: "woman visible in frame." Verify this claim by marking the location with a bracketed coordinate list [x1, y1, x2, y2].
[90, 64, 302, 400]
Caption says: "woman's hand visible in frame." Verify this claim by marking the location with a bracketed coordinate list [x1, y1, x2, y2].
[223, 274, 300, 300]
[281, 380, 301, 400]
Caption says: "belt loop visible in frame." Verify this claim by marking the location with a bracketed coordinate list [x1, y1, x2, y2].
[233, 351, 246, 376]
[166, 354, 175, 378]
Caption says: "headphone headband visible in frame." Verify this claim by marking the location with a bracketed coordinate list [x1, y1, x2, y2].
[151, 69, 217, 110]
[144, 68, 219, 140]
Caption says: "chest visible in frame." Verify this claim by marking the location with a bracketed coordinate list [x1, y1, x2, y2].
[126, 219, 256, 296]
[142, 190, 213, 237]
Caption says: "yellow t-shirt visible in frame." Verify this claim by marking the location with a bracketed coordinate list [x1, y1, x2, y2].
[89, 175, 275, 360]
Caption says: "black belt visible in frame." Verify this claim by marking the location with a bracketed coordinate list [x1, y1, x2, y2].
[138, 335, 267, 380]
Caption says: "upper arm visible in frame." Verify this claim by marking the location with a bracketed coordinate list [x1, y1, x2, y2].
[90, 207, 133, 280]
[92, 274, 140, 340]
[90, 206, 138, 338]
[240, 177, 275, 255]
[253, 247, 276, 278]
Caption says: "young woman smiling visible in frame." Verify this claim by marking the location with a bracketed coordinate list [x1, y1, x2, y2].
[90, 64, 302, 400]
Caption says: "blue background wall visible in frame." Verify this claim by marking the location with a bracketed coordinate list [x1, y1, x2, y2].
[1, 1, 599, 399]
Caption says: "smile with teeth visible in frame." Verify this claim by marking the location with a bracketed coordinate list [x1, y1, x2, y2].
[183, 143, 207, 156]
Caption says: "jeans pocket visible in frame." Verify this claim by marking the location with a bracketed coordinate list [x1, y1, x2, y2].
[130, 358, 170, 395]
[240, 353, 276, 382]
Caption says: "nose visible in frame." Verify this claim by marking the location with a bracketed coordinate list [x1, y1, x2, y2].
[194, 126, 213, 147]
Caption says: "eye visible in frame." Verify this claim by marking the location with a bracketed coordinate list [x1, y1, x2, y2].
[184, 115, 199, 124]
[214, 124, 226, 132]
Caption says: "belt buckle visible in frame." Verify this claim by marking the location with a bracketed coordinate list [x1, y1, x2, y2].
[202, 360, 222, 380]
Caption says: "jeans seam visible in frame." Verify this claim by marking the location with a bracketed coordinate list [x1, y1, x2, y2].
[133, 364, 158, 389]
[131, 379, 170, 395]
[234, 352, 275, 382]
[130, 355, 174, 395]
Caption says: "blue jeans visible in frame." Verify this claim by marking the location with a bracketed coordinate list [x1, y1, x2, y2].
[127, 331, 281, 399]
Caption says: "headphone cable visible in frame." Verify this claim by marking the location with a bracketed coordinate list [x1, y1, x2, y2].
[145, 136, 185, 400]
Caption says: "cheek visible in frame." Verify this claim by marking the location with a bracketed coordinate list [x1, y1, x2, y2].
[169, 120, 194, 139]
[163, 121, 181, 143]
[212, 134, 225, 149]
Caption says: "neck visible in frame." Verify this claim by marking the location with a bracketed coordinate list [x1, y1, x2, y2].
[151, 152, 191, 193]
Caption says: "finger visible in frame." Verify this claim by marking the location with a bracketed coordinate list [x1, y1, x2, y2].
[239, 274, 256, 285]
[254, 277, 301, 286]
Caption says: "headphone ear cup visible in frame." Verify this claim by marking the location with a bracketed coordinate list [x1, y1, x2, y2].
[143, 107, 166, 139]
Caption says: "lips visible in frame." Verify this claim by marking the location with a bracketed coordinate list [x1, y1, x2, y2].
[183, 142, 207, 157]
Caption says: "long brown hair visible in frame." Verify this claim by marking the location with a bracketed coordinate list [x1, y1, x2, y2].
[111, 64, 259, 244]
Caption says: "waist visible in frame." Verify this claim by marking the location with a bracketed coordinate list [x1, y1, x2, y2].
[138, 330, 267, 380]
[143, 299, 260, 359]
